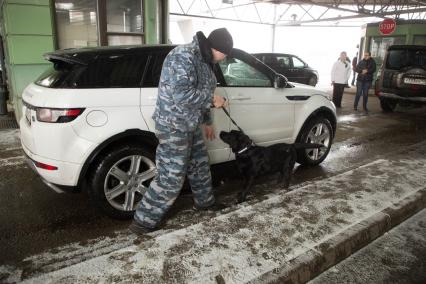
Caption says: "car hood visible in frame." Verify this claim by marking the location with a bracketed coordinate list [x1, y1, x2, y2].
[288, 82, 331, 100]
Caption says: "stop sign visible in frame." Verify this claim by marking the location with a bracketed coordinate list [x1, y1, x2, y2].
[379, 18, 396, 35]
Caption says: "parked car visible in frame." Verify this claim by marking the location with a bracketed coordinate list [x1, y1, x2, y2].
[252, 53, 319, 86]
[20, 45, 336, 218]
[375, 45, 426, 112]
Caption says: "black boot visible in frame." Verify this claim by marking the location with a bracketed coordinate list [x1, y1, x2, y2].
[129, 220, 157, 235]
[193, 202, 227, 212]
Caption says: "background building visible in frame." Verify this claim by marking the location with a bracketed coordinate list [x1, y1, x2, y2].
[0, 0, 168, 120]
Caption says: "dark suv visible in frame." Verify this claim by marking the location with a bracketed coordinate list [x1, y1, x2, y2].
[375, 45, 426, 112]
[253, 53, 319, 86]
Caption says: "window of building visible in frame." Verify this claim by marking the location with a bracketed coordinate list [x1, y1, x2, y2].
[54, 0, 144, 49]
[105, 0, 144, 46]
[55, 0, 99, 49]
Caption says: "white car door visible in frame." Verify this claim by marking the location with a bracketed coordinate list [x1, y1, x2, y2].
[218, 54, 295, 145]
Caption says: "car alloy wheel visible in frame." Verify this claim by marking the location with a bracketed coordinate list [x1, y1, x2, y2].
[104, 155, 156, 212]
[304, 122, 331, 161]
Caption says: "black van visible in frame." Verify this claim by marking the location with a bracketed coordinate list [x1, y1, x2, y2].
[253, 53, 319, 86]
[375, 45, 426, 112]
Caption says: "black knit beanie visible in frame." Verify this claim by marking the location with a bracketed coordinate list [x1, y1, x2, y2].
[207, 28, 233, 55]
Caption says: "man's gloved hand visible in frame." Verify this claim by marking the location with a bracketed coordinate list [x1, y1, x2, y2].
[213, 95, 227, 108]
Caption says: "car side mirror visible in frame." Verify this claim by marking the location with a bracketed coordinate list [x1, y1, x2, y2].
[274, 74, 287, 89]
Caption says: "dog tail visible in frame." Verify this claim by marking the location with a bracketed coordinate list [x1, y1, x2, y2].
[293, 143, 325, 149]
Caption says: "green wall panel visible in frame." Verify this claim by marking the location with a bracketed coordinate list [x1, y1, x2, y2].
[7, 35, 53, 64]
[144, 0, 159, 44]
[7, 0, 49, 5]
[5, 4, 52, 35]
[9, 64, 50, 98]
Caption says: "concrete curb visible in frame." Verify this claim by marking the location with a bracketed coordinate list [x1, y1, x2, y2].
[250, 188, 426, 284]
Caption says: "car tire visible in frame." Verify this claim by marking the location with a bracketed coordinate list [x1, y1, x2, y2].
[88, 143, 156, 219]
[296, 116, 333, 166]
[308, 76, 317, 86]
[380, 98, 398, 112]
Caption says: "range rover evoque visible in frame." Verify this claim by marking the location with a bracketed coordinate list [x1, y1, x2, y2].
[20, 45, 336, 218]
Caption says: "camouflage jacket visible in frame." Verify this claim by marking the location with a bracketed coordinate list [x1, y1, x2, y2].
[152, 32, 217, 132]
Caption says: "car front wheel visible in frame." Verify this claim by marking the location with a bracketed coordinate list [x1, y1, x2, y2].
[297, 116, 333, 166]
[88, 144, 156, 219]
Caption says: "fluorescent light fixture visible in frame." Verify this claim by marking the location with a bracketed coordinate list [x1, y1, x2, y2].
[56, 3, 74, 10]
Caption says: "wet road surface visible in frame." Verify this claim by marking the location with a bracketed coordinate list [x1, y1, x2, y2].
[1, 93, 426, 272]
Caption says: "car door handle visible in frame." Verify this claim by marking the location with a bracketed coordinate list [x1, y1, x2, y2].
[231, 95, 251, 101]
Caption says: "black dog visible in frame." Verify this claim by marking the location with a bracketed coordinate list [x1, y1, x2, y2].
[219, 130, 324, 203]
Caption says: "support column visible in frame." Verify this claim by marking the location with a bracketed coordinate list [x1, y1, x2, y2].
[144, 0, 169, 44]
[0, 0, 55, 120]
[271, 4, 277, 52]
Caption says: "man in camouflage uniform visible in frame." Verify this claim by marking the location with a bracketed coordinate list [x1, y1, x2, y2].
[130, 28, 233, 234]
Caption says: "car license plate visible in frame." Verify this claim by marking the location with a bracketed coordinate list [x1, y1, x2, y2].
[25, 108, 31, 125]
[404, 77, 426, 86]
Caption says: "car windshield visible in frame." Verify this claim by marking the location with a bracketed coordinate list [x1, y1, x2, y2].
[386, 49, 426, 70]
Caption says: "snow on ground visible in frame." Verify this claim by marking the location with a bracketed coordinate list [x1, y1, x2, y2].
[7, 142, 425, 284]
[0, 155, 25, 167]
[0, 129, 20, 147]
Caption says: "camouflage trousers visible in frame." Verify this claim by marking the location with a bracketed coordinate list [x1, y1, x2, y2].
[134, 123, 215, 228]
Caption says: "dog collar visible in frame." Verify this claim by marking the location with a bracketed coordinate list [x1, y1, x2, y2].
[237, 142, 255, 155]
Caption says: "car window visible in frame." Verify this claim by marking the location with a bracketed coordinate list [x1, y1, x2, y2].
[386, 49, 426, 70]
[142, 51, 169, 87]
[219, 57, 272, 87]
[36, 64, 74, 88]
[263, 55, 278, 67]
[292, 57, 305, 68]
[276, 56, 291, 68]
[75, 54, 148, 88]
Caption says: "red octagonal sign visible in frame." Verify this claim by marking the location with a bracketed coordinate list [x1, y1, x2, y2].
[379, 18, 396, 35]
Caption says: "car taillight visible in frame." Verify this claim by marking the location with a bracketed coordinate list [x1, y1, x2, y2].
[36, 108, 85, 123]
[34, 161, 58, 171]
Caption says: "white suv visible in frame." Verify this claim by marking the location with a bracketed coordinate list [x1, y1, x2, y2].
[20, 45, 336, 218]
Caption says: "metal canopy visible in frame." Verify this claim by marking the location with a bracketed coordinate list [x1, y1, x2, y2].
[170, 0, 426, 26]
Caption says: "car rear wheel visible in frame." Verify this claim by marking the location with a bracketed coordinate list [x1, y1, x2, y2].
[88, 144, 156, 219]
[308, 76, 318, 86]
[380, 98, 398, 112]
[297, 116, 333, 166]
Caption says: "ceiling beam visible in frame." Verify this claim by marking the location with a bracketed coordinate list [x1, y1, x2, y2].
[276, 6, 426, 24]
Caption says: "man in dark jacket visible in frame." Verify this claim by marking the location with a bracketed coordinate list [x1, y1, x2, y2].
[354, 51, 376, 112]
[130, 28, 233, 235]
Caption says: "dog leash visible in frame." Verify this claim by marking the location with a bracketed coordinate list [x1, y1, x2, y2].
[221, 106, 256, 154]
[221, 106, 245, 134]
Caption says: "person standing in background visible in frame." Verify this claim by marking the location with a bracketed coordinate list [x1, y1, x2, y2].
[354, 51, 376, 113]
[351, 53, 358, 86]
[331, 51, 351, 108]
